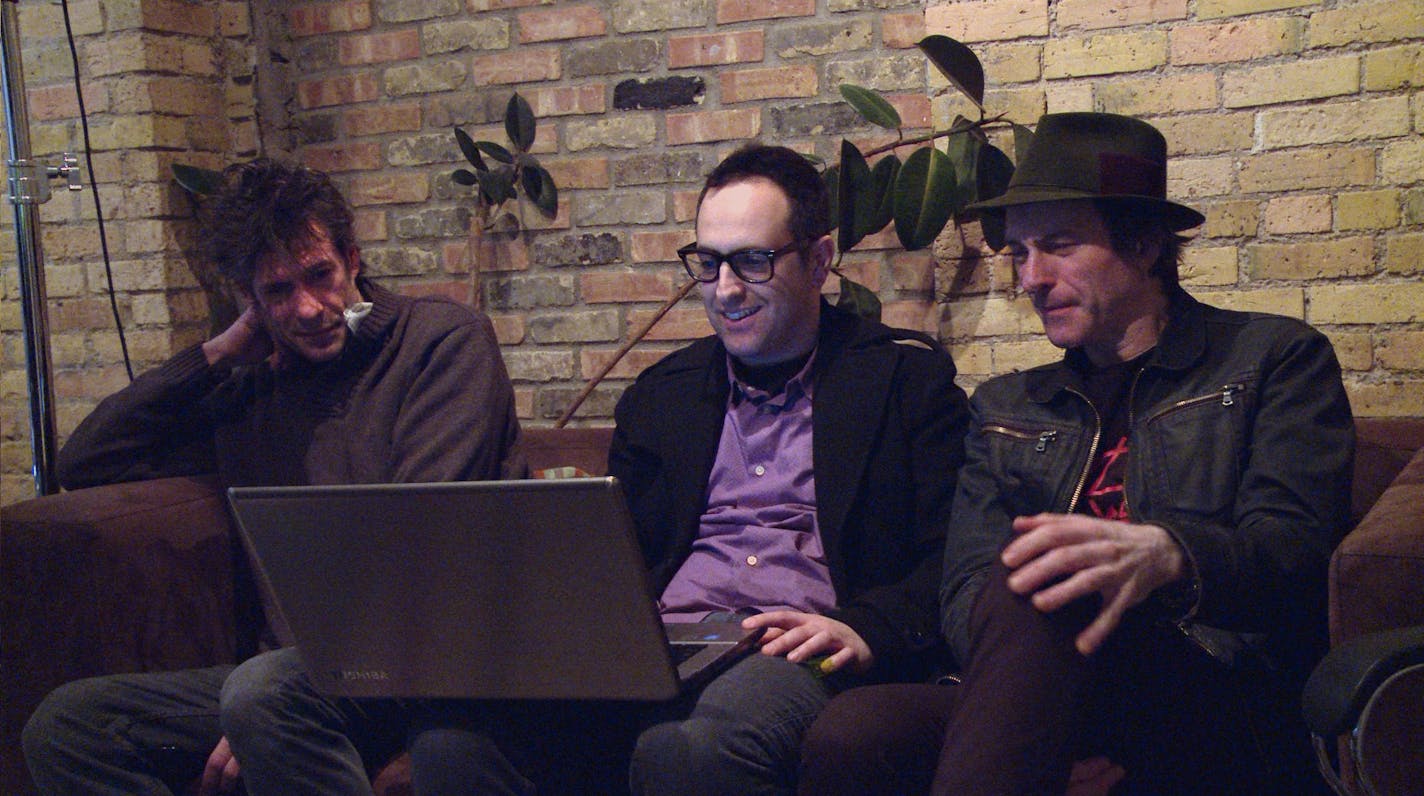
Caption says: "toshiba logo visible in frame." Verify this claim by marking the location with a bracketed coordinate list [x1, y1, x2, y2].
[331, 669, 390, 681]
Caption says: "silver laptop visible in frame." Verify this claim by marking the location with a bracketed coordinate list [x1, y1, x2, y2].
[226, 477, 762, 701]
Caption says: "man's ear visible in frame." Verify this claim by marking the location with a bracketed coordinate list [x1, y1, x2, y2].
[807, 235, 834, 287]
[344, 245, 362, 277]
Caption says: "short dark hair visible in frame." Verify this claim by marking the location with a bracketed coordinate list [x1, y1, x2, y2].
[1093, 199, 1188, 289]
[699, 144, 830, 244]
[202, 158, 357, 291]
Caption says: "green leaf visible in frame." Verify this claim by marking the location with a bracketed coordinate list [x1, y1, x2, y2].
[893, 147, 957, 251]
[480, 166, 515, 206]
[452, 168, 480, 187]
[476, 141, 514, 164]
[836, 277, 882, 322]
[505, 93, 536, 153]
[975, 144, 1015, 251]
[859, 154, 899, 240]
[839, 84, 901, 130]
[916, 35, 985, 110]
[522, 162, 559, 217]
[171, 163, 223, 196]
[1011, 123, 1035, 165]
[822, 165, 840, 234]
[454, 128, 487, 171]
[837, 139, 872, 253]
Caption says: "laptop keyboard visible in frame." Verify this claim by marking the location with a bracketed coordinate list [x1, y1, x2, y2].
[668, 643, 709, 666]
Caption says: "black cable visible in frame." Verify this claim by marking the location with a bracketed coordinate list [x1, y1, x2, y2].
[61, 0, 132, 380]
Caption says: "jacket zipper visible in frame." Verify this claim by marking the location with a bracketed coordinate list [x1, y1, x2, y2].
[1062, 388, 1101, 514]
[983, 424, 1059, 452]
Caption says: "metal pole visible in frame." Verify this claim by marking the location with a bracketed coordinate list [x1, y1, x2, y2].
[2, 0, 61, 496]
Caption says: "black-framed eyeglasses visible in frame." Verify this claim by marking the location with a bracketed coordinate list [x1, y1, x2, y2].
[677, 240, 808, 284]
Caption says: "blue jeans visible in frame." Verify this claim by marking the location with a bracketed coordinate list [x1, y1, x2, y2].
[23, 664, 232, 795]
[629, 652, 842, 796]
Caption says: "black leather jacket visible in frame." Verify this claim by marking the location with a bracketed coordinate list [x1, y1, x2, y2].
[941, 290, 1354, 674]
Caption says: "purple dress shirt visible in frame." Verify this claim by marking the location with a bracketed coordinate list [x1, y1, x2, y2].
[659, 353, 838, 621]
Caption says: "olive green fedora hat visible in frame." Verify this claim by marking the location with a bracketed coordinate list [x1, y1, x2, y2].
[971, 112, 1204, 231]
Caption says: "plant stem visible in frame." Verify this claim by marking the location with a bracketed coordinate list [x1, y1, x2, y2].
[555, 279, 697, 428]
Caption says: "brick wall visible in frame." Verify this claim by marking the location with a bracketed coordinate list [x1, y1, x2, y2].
[2, 0, 1420, 503]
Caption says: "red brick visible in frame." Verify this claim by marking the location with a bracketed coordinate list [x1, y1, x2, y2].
[303, 141, 383, 173]
[402, 280, 474, 305]
[286, 0, 372, 37]
[581, 271, 676, 303]
[142, 0, 218, 35]
[668, 31, 764, 69]
[27, 84, 81, 121]
[489, 312, 527, 344]
[471, 49, 562, 85]
[720, 65, 817, 103]
[297, 73, 380, 108]
[354, 208, 388, 242]
[666, 108, 762, 145]
[673, 190, 701, 223]
[518, 5, 606, 43]
[716, 0, 815, 23]
[631, 230, 695, 263]
[541, 157, 611, 189]
[523, 84, 606, 117]
[883, 13, 927, 49]
[886, 93, 932, 129]
[627, 306, 712, 341]
[339, 29, 421, 65]
[581, 347, 678, 380]
[345, 172, 430, 206]
[343, 102, 422, 137]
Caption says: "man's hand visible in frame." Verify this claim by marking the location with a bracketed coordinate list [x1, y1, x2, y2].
[202, 305, 275, 368]
[741, 611, 874, 675]
[197, 735, 241, 795]
[1002, 513, 1186, 655]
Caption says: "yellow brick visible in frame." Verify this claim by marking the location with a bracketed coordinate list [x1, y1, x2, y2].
[1248, 238, 1376, 280]
[1169, 156, 1234, 201]
[1223, 56, 1359, 108]
[1153, 113, 1254, 157]
[942, 296, 1038, 338]
[992, 338, 1061, 372]
[1364, 44, 1424, 90]
[880, 300, 941, 336]
[1170, 18, 1302, 65]
[1203, 200, 1260, 237]
[1195, 287, 1304, 318]
[948, 343, 994, 376]
[1180, 245, 1239, 287]
[1056, 0, 1187, 29]
[1346, 380, 1424, 417]
[1385, 233, 1424, 275]
[1196, 0, 1315, 19]
[1239, 148, 1375, 193]
[1309, 282, 1424, 324]
[1376, 331, 1424, 370]
[1308, 1, 1424, 48]
[1382, 136, 1424, 185]
[975, 43, 1043, 84]
[1263, 195, 1333, 234]
[1323, 330, 1375, 371]
[1259, 97, 1411, 149]
[924, 0, 1049, 44]
[1044, 82, 1093, 114]
[1338, 190, 1401, 231]
[1045, 32, 1168, 79]
[1097, 73, 1217, 116]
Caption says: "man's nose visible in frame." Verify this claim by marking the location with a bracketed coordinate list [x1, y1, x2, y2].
[715, 262, 747, 298]
[1017, 250, 1049, 295]
[293, 287, 324, 318]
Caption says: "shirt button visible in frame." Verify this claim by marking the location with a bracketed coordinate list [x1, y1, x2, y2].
[753, 465, 766, 476]
[746, 555, 759, 566]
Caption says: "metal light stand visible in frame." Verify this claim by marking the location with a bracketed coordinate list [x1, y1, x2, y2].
[2, 0, 82, 496]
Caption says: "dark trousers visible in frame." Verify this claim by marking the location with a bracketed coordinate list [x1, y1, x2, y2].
[798, 564, 1323, 795]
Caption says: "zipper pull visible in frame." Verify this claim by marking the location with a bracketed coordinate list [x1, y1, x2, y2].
[1036, 430, 1056, 452]
[1221, 383, 1242, 407]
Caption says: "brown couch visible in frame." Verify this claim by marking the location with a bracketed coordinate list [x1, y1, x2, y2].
[4, 420, 1422, 794]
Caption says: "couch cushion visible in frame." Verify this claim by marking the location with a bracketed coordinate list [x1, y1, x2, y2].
[1331, 444, 1424, 644]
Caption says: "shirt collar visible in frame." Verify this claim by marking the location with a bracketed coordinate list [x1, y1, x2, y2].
[726, 348, 818, 412]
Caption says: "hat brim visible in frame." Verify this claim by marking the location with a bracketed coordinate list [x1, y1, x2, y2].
[969, 186, 1205, 232]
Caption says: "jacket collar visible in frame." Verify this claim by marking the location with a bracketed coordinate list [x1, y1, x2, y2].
[698, 298, 858, 402]
[1026, 287, 1206, 403]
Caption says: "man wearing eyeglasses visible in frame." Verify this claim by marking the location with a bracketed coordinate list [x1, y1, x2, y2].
[603, 143, 971, 795]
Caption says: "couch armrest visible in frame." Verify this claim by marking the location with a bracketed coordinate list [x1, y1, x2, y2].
[1331, 445, 1424, 646]
[1303, 625, 1424, 737]
[1, 476, 240, 794]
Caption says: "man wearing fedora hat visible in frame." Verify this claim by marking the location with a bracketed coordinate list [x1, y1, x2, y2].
[797, 112, 1354, 794]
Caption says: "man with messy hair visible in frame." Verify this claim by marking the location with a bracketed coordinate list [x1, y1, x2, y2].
[24, 158, 525, 794]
